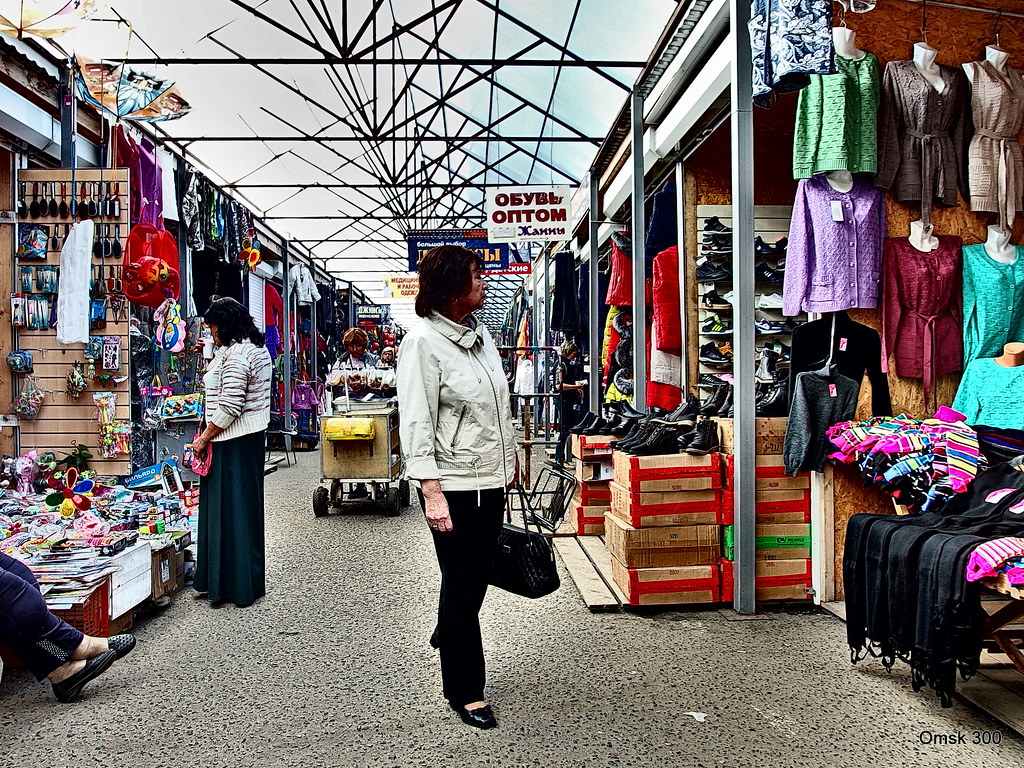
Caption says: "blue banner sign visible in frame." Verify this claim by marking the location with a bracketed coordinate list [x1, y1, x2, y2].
[407, 229, 528, 274]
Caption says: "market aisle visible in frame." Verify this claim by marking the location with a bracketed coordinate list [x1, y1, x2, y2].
[1, 455, 1020, 768]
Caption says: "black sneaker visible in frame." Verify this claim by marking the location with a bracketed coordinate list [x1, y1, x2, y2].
[702, 241, 733, 255]
[696, 260, 731, 283]
[698, 341, 733, 366]
[755, 235, 788, 256]
[700, 314, 733, 336]
[698, 373, 730, 388]
[780, 318, 802, 335]
[754, 260, 784, 284]
[702, 232, 731, 244]
[701, 289, 731, 311]
[773, 341, 792, 368]
[703, 216, 732, 234]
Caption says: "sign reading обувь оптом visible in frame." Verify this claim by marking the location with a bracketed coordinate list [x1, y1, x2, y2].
[486, 185, 573, 243]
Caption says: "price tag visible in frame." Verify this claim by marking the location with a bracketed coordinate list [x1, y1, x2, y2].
[830, 200, 845, 222]
[829, 383, 838, 398]
[839, 337, 848, 352]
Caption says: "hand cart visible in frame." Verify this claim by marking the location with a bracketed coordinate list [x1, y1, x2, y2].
[312, 401, 411, 518]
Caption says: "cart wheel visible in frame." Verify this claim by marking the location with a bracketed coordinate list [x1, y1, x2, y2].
[399, 479, 411, 508]
[313, 486, 330, 517]
[385, 487, 401, 517]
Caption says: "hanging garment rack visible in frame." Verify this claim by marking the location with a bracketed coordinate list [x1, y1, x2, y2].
[899, 0, 1024, 22]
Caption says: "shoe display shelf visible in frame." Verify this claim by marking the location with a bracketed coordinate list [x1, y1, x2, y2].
[692, 205, 806, 394]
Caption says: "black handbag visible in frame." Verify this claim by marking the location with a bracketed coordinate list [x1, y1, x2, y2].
[490, 485, 561, 599]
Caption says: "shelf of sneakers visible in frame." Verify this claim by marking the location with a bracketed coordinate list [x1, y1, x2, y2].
[691, 206, 807, 418]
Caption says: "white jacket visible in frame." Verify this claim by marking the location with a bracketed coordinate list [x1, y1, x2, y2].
[398, 312, 517, 492]
[288, 264, 319, 305]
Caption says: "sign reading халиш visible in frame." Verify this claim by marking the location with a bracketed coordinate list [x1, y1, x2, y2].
[485, 185, 572, 243]
[406, 229, 529, 274]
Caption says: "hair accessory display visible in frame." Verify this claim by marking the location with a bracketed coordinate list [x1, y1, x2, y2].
[11, 377, 45, 420]
[6, 350, 33, 373]
[17, 223, 48, 260]
[65, 361, 88, 400]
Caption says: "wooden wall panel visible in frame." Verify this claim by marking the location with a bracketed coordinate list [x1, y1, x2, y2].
[0, 150, 14, 458]
[16, 169, 131, 475]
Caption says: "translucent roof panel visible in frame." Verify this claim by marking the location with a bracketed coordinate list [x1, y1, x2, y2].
[56, 0, 676, 331]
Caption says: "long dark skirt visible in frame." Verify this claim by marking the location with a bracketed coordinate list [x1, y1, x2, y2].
[195, 430, 266, 606]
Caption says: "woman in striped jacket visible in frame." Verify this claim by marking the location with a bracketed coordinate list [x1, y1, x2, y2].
[192, 297, 273, 607]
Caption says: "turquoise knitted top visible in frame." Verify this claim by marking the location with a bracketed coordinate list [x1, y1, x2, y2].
[962, 244, 1024, 365]
[953, 357, 1024, 430]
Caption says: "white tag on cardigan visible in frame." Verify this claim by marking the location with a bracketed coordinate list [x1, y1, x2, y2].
[830, 200, 845, 221]
[839, 337, 848, 352]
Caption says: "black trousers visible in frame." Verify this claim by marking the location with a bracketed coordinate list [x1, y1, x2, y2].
[423, 487, 505, 707]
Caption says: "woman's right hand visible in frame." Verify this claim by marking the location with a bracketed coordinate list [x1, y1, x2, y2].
[421, 480, 452, 532]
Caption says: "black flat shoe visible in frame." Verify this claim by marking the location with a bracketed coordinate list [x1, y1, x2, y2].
[429, 628, 439, 650]
[52, 650, 117, 703]
[107, 634, 136, 660]
[450, 701, 497, 730]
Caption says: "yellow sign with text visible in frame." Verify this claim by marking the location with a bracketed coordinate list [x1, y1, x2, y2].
[384, 275, 419, 298]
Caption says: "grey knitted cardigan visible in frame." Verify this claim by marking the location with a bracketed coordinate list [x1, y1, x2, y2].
[784, 366, 859, 476]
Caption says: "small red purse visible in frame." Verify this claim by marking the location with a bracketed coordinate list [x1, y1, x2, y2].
[190, 429, 212, 477]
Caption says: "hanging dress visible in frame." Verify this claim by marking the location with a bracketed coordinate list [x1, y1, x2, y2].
[967, 61, 1024, 231]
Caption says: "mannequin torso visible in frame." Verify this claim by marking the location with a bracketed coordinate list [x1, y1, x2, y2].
[832, 27, 865, 61]
[995, 342, 1024, 367]
[964, 46, 1012, 87]
[985, 224, 1017, 264]
[825, 169, 855, 193]
[908, 220, 939, 252]
[913, 42, 946, 93]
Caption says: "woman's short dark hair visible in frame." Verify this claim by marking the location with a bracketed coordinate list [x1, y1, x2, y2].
[415, 245, 484, 318]
[343, 327, 369, 348]
[204, 297, 265, 346]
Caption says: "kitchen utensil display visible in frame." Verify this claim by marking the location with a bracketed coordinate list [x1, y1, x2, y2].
[47, 183, 58, 217]
[58, 183, 69, 218]
[17, 183, 27, 219]
[29, 182, 40, 218]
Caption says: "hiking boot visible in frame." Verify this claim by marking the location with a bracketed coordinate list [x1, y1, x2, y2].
[685, 418, 721, 455]
[699, 384, 729, 416]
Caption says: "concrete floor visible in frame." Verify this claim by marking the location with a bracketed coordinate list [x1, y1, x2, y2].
[2, 453, 1023, 768]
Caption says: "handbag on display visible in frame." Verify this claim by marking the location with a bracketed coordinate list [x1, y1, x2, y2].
[489, 484, 561, 599]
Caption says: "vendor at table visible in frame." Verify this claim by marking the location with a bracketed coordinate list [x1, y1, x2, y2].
[331, 328, 381, 399]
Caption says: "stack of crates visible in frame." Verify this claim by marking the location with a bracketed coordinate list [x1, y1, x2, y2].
[719, 455, 813, 601]
[569, 434, 614, 535]
[605, 451, 724, 606]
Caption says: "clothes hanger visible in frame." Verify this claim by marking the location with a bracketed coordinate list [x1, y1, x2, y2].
[812, 313, 839, 377]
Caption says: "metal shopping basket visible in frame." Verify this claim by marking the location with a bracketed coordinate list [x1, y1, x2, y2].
[511, 465, 577, 532]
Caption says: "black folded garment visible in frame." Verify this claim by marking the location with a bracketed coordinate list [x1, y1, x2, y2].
[975, 423, 1024, 464]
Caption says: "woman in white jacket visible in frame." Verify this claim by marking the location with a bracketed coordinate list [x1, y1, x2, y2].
[398, 245, 517, 731]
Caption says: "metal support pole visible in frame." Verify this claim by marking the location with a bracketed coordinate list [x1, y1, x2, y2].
[59, 67, 76, 169]
[588, 171, 601, 412]
[730, 0, 757, 615]
[630, 88, 648, 411]
[531, 265, 541, 440]
[310, 288, 318, 382]
[282, 242, 294, 434]
[675, 161, 688, 389]
[542, 246, 551, 442]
